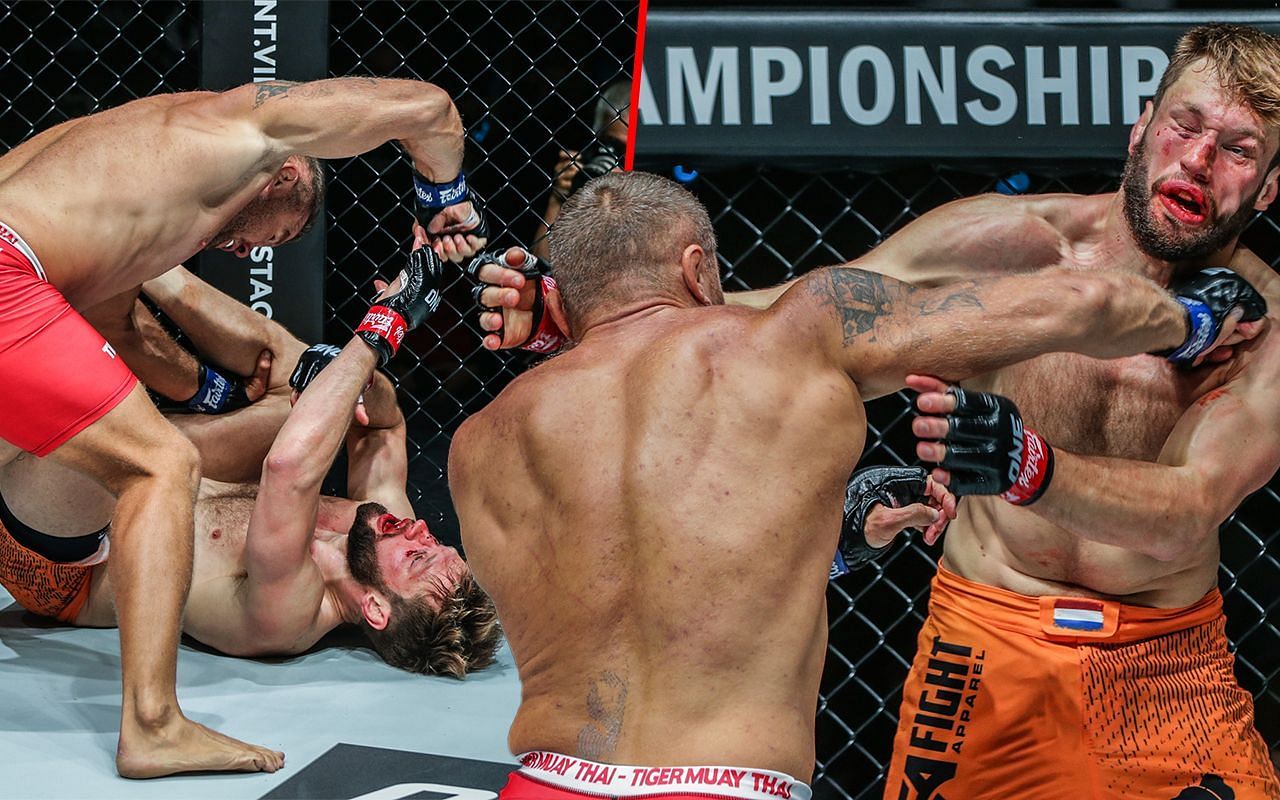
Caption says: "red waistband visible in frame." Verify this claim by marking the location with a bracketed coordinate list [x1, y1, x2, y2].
[517, 752, 811, 800]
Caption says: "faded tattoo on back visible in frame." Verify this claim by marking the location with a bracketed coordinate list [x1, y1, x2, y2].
[576, 671, 628, 759]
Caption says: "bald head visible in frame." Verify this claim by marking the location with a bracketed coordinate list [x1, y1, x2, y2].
[548, 171, 718, 329]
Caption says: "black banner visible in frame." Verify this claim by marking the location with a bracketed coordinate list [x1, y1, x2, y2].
[635, 10, 1280, 163]
[261, 743, 514, 800]
[199, 0, 328, 343]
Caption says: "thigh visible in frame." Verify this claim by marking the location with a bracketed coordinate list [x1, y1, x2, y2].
[166, 390, 293, 483]
[884, 604, 1086, 800]
[45, 383, 193, 492]
[0, 274, 137, 457]
[1084, 620, 1280, 800]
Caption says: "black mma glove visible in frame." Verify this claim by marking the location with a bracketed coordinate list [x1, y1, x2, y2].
[1158, 267, 1267, 364]
[356, 247, 444, 367]
[289, 343, 343, 394]
[927, 387, 1054, 506]
[412, 169, 489, 241]
[831, 465, 929, 578]
[185, 363, 254, 414]
[467, 248, 568, 353]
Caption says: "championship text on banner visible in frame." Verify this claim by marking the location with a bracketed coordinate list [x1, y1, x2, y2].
[198, 0, 328, 343]
[634, 10, 1280, 162]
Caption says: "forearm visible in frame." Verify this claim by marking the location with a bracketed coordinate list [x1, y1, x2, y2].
[142, 266, 282, 377]
[89, 299, 200, 401]
[264, 337, 377, 490]
[1026, 451, 1213, 561]
[1067, 270, 1187, 359]
[1028, 384, 1273, 560]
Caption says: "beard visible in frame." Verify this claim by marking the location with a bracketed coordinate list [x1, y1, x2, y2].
[206, 193, 273, 250]
[346, 501, 387, 589]
[1121, 135, 1259, 263]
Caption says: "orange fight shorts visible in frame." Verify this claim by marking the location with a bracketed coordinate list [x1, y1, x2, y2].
[0, 220, 136, 456]
[0, 515, 96, 624]
[884, 565, 1279, 800]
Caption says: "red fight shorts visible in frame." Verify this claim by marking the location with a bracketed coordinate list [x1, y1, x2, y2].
[884, 565, 1280, 800]
[501, 752, 812, 800]
[0, 221, 136, 456]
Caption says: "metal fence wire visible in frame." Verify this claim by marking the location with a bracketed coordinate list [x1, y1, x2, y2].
[1, 5, 1276, 800]
[674, 163, 1280, 799]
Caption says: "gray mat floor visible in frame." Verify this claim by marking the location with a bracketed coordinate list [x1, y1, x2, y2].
[0, 586, 521, 799]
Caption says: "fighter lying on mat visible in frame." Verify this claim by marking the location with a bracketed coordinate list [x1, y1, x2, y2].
[0, 249, 500, 677]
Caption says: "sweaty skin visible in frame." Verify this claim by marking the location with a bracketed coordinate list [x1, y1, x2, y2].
[451, 217, 1195, 778]
[860, 61, 1280, 609]
[0, 78, 468, 777]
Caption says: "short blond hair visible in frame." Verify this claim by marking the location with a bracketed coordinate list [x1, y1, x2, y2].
[1154, 24, 1280, 134]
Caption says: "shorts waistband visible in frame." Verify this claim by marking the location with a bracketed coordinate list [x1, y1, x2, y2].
[0, 220, 45, 281]
[931, 564, 1222, 643]
[517, 752, 812, 800]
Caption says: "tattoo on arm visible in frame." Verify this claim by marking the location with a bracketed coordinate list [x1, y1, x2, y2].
[576, 671, 627, 759]
[813, 269, 895, 344]
[810, 269, 985, 347]
[253, 81, 300, 108]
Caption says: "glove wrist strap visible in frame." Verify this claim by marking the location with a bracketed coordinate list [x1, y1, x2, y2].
[413, 169, 468, 210]
[522, 275, 569, 353]
[1165, 297, 1216, 363]
[356, 305, 408, 365]
[187, 364, 235, 412]
[999, 428, 1055, 506]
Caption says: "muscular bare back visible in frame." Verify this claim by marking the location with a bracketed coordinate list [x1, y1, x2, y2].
[0, 90, 275, 307]
[457, 306, 865, 777]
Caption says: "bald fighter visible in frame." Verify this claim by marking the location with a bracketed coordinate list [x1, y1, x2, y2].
[449, 171, 1261, 799]
[0, 76, 484, 777]
[476, 25, 1280, 798]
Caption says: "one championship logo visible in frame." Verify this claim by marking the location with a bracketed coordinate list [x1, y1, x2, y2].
[1006, 418, 1024, 486]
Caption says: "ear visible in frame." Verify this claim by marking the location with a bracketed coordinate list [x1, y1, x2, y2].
[269, 156, 302, 194]
[360, 590, 391, 631]
[679, 244, 710, 305]
[1128, 101, 1154, 155]
[546, 284, 572, 340]
[1255, 164, 1280, 211]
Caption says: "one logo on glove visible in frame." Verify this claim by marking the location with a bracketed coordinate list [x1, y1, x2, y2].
[1006, 418, 1024, 487]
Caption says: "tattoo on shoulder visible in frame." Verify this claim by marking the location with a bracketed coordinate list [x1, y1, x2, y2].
[576, 671, 627, 759]
[252, 81, 301, 108]
[813, 268, 894, 344]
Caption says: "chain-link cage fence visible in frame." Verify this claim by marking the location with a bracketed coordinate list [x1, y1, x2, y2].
[3, 5, 1276, 800]
[0, 0, 638, 537]
[325, 1, 638, 532]
[663, 162, 1280, 799]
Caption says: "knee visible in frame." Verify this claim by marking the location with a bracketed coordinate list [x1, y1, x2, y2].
[115, 430, 201, 495]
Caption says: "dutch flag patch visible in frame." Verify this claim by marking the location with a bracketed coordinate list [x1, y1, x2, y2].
[1051, 599, 1106, 631]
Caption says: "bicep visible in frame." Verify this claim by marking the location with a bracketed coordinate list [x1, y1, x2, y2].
[854, 194, 1061, 286]
[774, 266, 1098, 399]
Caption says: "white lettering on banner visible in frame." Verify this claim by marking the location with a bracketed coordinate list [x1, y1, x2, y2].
[252, 1, 278, 80]
[667, 46, 740, 125]
[965, 45, 1017, 125]
[641, 44, 1170, 129]
[905, 45, 956, 125]
[751, 47, 803, 124]
[1027, 46, 1079, 125]
[249, 246, 274, 318]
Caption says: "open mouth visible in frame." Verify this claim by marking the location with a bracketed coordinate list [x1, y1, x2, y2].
[1156, 182, 1207, 225]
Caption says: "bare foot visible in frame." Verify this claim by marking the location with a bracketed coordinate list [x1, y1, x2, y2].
[116, 712, 284, 779]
